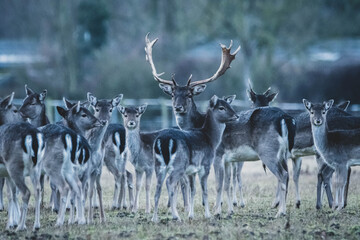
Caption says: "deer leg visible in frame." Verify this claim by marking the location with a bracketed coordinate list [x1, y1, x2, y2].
[50, 175, 69, 227]
[133, 170, 144, 213]
[213, 154, 224, 216]
[0, 177, 5, 211]
[180, 176, 189, 212]
[126, 170, 134, 210]
[261, 154, 289, 217]
[30, 168, 42, 230]
[199, 167, 211, 219]
[39, 172, 45, 207]
[334, 166, 348, 210]
[231, 163, 238, 207]
[321, 165, 334, 209]
[152, 170, 166, 223]
[10, 175, 30, 231]
[188, 175, 196, 219]
[6, 178, 20, 229]
[224, 162, 233, 215]
[292, 157, 302, 208]
[235, 162, 245, 208]
[168, 174, 181, 221]
[65, 174, 85, 225]
[272, 182, 281, 208]
[87, 176, 96, 224]
[344, 167, 351, 208]
[95, 174, 106, 222]
[145, 171, 152, 214]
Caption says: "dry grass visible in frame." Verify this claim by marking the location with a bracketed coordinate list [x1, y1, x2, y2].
[1, 157, 360, 239]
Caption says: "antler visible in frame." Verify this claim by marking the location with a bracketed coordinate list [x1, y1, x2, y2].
[145, 33, 173, 85]
[263, 87, 272, 96]
[189, 40, 241, 87]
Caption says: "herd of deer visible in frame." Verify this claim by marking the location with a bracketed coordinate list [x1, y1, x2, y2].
[0, 33, 358, 231]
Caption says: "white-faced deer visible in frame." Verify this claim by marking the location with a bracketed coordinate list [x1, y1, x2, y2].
[59, 99, 107, 223]
[290, 100, 353, 209]
[152, 95, 238, 222]
[0, 93, 45, 231]
[303, 99, 360, 210]
[87, 93, 134, 210]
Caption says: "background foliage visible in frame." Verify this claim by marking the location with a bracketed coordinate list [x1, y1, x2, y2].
[0, 0, 359, 103]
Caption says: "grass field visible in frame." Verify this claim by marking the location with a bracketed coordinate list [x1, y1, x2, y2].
[0, 156, 360, 240]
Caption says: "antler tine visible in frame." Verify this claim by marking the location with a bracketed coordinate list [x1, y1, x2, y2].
[263, 87, 272, 96]
[190, 40, 241, 87]
[145, 33, 173, 85]
[186, 74, 193, 86]
[248, 79, 255, 94]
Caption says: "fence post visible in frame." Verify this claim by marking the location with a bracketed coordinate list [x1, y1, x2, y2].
[161, 99, 168, 129]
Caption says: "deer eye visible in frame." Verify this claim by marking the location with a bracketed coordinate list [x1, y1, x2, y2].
[123, 114, 128, 118]
[322, 110, 326, 114]
[135, 114, 139, 117]
[218, 106, 225, 111]
[13, 109, 18, 113]
[81, 114, 87, 118]
[109, 109, 113, 113]
[95, 109, 100, 112]
[310, 110, 314, 115]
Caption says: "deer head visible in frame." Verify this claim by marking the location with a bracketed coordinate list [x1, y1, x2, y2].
[145, 33, 240, 115]
[303, 99, 334, 127]
[117, 104, 147, 130]
[0, 92, 24, 125]
[247, 83, 278, 108]
[87, 92, 123, 121]
[19, 85, 47, 120]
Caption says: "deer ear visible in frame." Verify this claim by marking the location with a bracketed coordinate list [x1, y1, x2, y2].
[210, 95, 219, 108]
[39, 90, 47, 102]
[159, 83, 173, 96]
[266, 92, 278, 103]
[0, 92, 14, 109]
[75, 101, 81, 113]
[25, 85, 34, 96]
[337, 100, 350, 111]
[191, 84, 206, 96]
[56, 106, 67, 118]
[112, 94, 123, 107]
[117, 105, 126, 115]
[303, 99, 312, 112]
[247, 89, 256, 103]
[223, 95, 236, 104]
[324, 99, 334, 111]
[63, 97, 74, 110]
[137, 104, 147, 115]
[87, 92, 97, 107]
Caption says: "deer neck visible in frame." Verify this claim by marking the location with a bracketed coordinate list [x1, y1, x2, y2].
[63, 119, 85, 136]
[86, 124, 108, 151]
[175, 98, 204, 130]
[31, 105, 49, 127]
[125, 126, 141, 161]
[201, 109, 226, 149]
[311, 121, 329, 157]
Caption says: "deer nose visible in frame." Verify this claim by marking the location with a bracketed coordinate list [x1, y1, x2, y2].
[314, 119, 322, 126]
[174, 106, 184, 113]
[127, 121, 136, 128]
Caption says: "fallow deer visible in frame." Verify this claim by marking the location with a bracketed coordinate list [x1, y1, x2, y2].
[0, 93, 45, 231]
[152, 95, 238, 222]
[87, 93, 134, 210]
